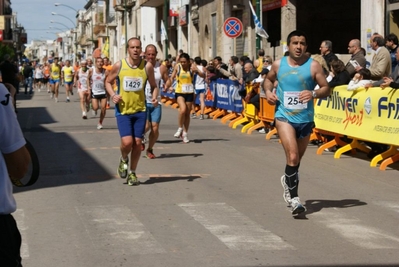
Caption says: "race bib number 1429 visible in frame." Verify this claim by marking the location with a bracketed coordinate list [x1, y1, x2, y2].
[124, 77, 143, 92]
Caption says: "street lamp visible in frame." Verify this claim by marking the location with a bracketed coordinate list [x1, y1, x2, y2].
[50, 20, 70, 30]
[54, 3, 78, 13]
[51, 12, 76, 27]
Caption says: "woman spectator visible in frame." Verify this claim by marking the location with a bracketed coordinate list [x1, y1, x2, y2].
[328, 59, 351, 88]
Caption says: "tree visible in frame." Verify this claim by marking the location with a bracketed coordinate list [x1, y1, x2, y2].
[0, 43, 15, 61]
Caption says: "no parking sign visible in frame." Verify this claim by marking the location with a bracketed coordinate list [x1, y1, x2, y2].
[223, 17, 243, 38]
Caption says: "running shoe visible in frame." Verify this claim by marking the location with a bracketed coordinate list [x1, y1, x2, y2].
[97, 123, 103, 130]
[127, 172, 139, 186]
[281, 175, 291, 204]
[70, 90, 74, 96]
[54, 97, 58, 103]
[174, 128, 183, 138]
[146, 149, 156, 159]
[117, 157, 129, 179]
[182, 133, 190, 143]
[106, 103, 110, 109]
[86, 104, 90, 112]
[66, 98, 70, 102]
[191, 113, 197, 119]
[50, 92, 54, 99]
[92, 110, 97, 116]
[82, 112, 87, 119]
[199, 114, 204, 120]
[290, 197, 306, 215]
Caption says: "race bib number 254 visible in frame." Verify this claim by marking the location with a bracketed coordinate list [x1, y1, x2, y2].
[283, 91, 307, 110]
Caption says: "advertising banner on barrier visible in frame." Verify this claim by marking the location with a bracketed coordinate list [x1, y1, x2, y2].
[314, 85, 399, 146]
[214, 79, 243, 112]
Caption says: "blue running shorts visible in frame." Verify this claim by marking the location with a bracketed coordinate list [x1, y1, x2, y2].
[49, 79, 60, 85]
[275, 117, 314, 139]
[146, 103, 162, 123]
[195, 89, 205, 95]
[116, 111, 147, 138]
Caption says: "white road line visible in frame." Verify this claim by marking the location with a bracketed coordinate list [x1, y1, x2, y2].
[179, 203, 294, 251]
[14, 209, 29, 259]
[316, 208, 399, 249]
[75, 205, 165, 254]
[373, 201, 399, 214]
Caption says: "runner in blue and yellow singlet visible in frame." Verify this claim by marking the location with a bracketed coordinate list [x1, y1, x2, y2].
[49, 57, 62, 102]
[165, 53, 200, 143]
[61, 60, 74, 102]
[105, 37, 159, 186]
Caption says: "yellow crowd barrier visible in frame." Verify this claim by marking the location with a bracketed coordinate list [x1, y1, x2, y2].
[314, 85, 399, 170]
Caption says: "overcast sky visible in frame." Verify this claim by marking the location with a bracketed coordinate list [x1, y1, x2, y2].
[12, 0, 87, 42]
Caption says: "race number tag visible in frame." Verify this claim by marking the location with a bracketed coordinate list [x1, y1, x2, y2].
[283, 91, 307, 109]
[124, 77, 143, 92]
[65, 74, 72, 80]
[95, 83, 104, 90]
[181, 83, 194, 93]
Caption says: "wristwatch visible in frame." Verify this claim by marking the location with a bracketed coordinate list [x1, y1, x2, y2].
[312, 90, 317, 98]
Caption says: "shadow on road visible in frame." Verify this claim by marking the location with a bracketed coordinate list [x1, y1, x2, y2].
[156, 138, 229, 144]
[141, 175, 202, 184]
[14, 106, 115, 194]
[156, 153, 203, 158]
[304, 199, 367, 215]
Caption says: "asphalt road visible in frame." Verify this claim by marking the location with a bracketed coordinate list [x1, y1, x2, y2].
[13, 86, 399, 267]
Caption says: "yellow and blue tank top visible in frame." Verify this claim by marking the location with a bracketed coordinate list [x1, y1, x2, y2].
[275, 57, 316, 123]
[116, 59, 147, 115]
[51, 63, 61, 80]
[175, 64, 194, 94]
[63, 66, 74, 82]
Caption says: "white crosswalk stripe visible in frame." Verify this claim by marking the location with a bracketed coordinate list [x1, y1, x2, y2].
[179, 202, 294, 250]
[75, 205, 166, 254]
[13, 209, 29, 259]
[314, 208, 399, 249]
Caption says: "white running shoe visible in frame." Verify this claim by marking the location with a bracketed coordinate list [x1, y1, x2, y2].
[92, 110, 97, 116]
[281, 175, 291, 204]
[174, 128, 183, 138]
[182, 133, 189, 143]
[54, 97, 58, 103]
[97, 123, 103, 129]
[50, 93, 54, 99]
[82, 112, 87, 119]
[290, 197, 306, 215]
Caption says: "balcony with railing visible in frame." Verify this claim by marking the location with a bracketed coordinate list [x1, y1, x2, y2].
[113, 0, 136, 11]
[138, 0, 163, 7]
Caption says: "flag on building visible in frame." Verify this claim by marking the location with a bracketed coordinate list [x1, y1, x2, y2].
[102, 37, 109, 58]
[160, 20, 168, 41]
[169, 0, 179, 16]
[248, 1, 269, 39]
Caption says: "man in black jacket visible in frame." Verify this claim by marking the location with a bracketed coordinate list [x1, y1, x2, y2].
[23, 62, 34, 95]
